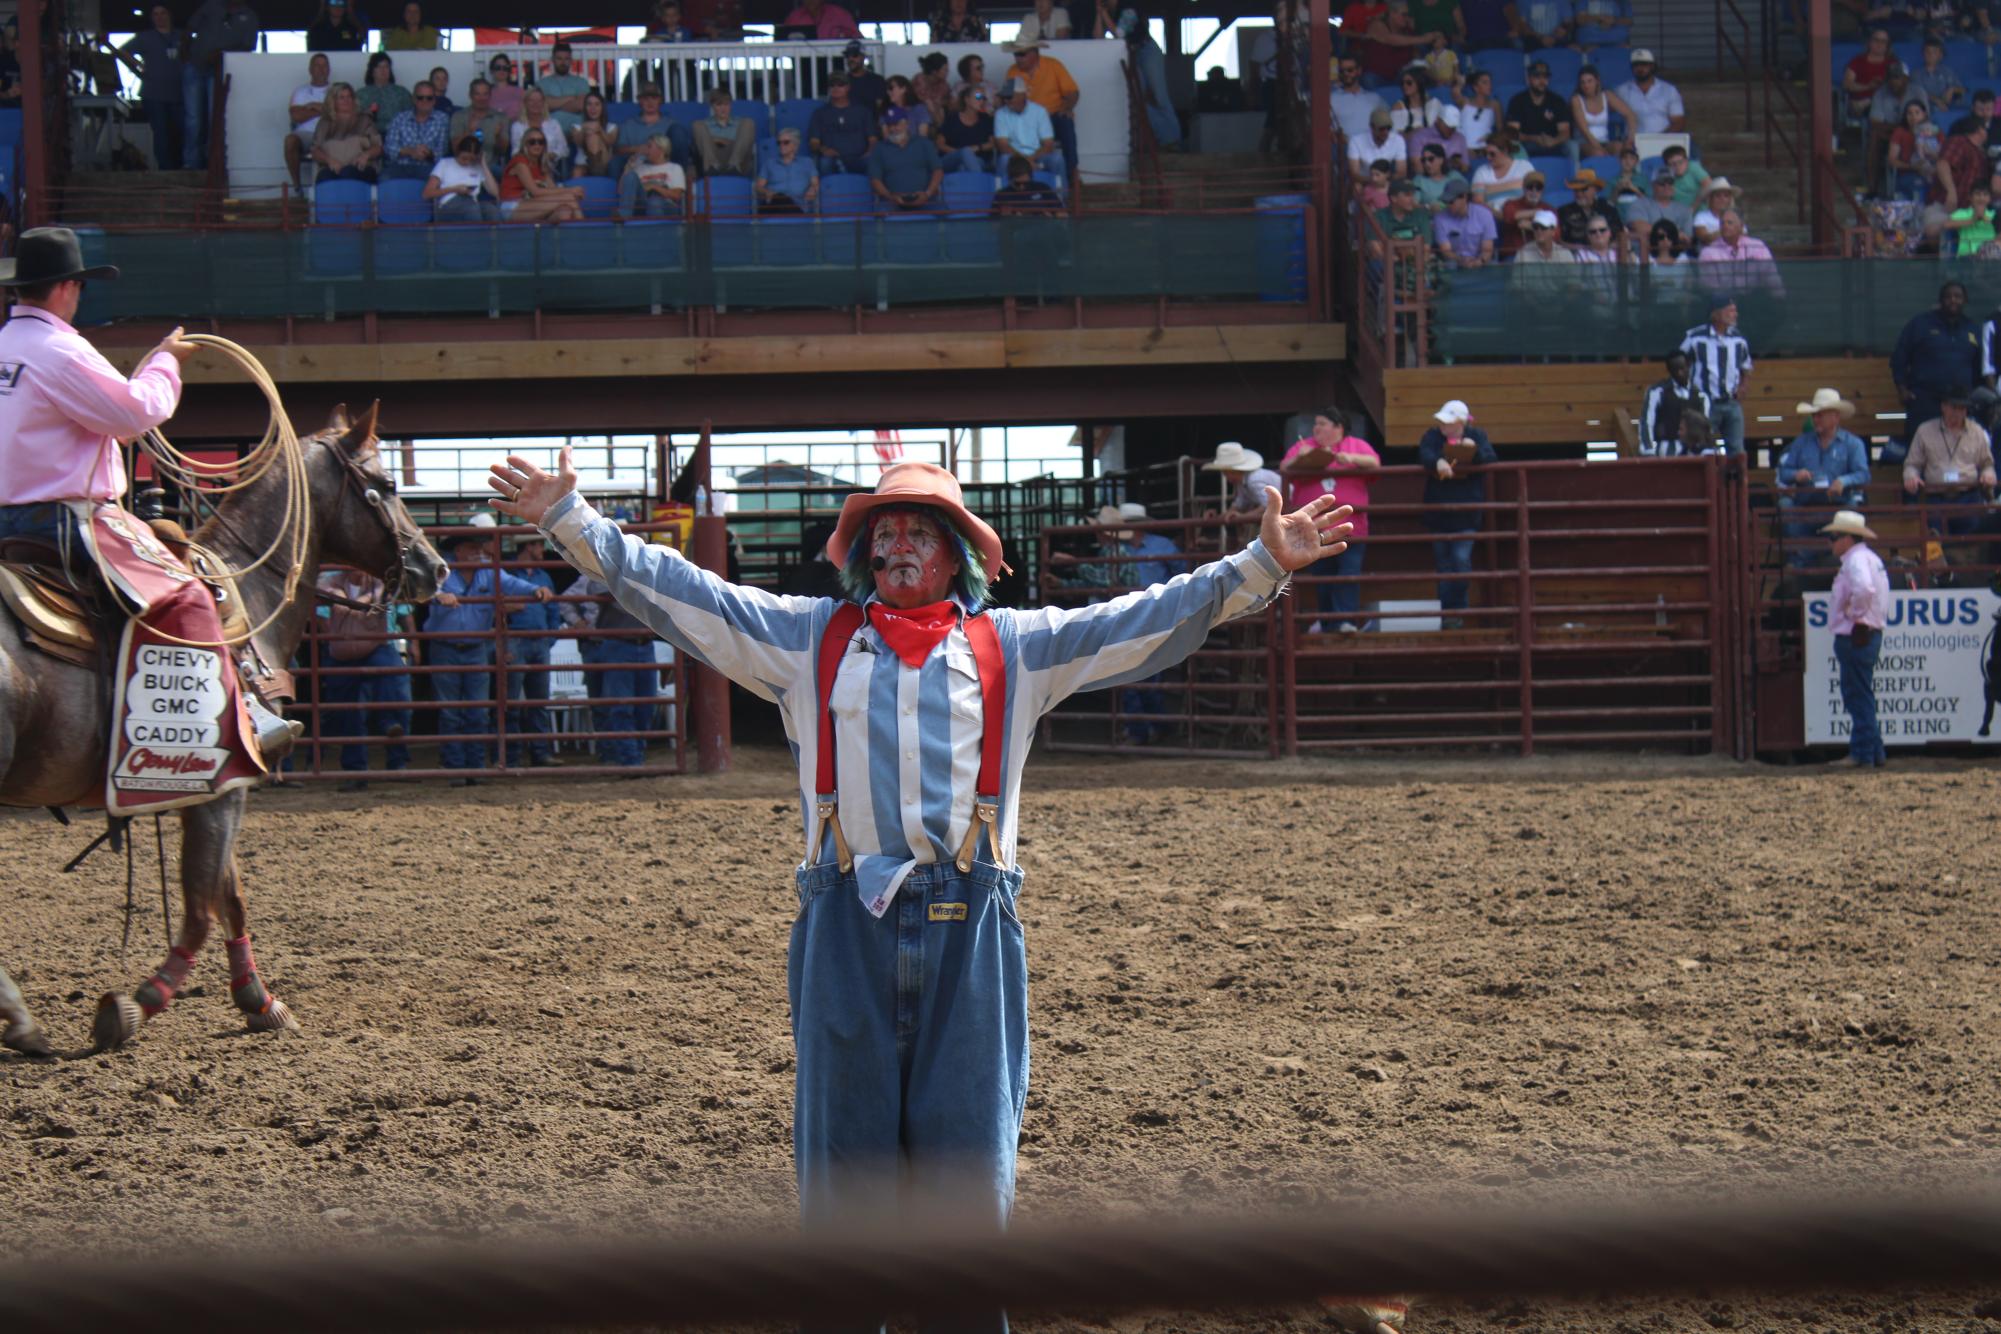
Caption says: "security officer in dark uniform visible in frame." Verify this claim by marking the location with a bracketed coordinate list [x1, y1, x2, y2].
[1891, 280, 1984, 466]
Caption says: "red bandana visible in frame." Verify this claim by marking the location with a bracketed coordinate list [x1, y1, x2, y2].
[868, 600, 960, 669]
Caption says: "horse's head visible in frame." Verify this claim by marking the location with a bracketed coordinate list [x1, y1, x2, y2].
[310, 402, 447, 603]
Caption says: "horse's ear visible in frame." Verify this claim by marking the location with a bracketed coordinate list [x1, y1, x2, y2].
[325, 403, 350, 434]
[338, 401, 381, 455]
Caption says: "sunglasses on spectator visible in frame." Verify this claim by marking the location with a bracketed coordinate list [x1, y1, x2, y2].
[524, 136, 546, 146]
[415, 94, 435, 101]
[1587, 226, 1611, 235]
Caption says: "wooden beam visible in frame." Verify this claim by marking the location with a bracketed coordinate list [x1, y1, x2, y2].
[98, 324, 1344, 386]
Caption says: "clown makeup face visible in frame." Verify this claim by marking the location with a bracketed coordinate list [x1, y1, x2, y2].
[871, 509, 961, 607]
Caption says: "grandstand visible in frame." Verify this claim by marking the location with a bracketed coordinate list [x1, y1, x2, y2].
[9, 0, 1997, 765]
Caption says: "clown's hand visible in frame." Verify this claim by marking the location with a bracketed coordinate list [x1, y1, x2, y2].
[1260, 487, 1353, 573]
[489, 445, 578, 527]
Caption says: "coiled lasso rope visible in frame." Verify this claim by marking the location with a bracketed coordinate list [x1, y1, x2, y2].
[130, 333, 311, 649]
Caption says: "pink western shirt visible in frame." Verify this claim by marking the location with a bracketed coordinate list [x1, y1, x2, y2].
[0, 307, 182, 506]
[1828, 540, 1890, 635]
[1282, 435, 1378, 540]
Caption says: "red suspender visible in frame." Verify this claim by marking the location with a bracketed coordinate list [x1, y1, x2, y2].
[811, 602, 1009, 876]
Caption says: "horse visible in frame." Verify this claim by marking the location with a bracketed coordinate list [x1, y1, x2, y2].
[0, 402, 445, 1056]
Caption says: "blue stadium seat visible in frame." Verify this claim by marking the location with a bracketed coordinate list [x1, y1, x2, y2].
[1945, 42, 1994, 89]
[608, 100, 643, 129]
[819, 172, 873, 216]
[776, 97, 821, 139]
[694, 174, 754, 217]
[377, 176, 429, 224]
[1638, 154, 1664, 181]
[1031, 169, 1065, 195]
[556, 221, 618, 268]
[1590, 46, 1634, 90]
[1829, 40, 1863, 85]
[821, 214, 865, 264]
[496, 223, 541, 271]
[664, 100, 706, 132]
[1530, 155, 1572, 185]
[623, 218, 684, 267]
[757, 215, 818, 265]
[433, 224, 494, 271]
[944, 216, 1000, 263]
[579, 175, 619, 219]
[1541, 185, 1573, 208]
[1579, 154, 1621, 183]
[735, 101, 772, 138]
[882, 213, 939, 263]
[942, 172, 998, 217]
[755, 136, 779, 176]
[1529, 47, 1584, 92]
[0, 109, 22, 148]
[1489, 75, 1527, 109]
[1467, 49, 1523, 84]
[313, 177, 373, 224]
[709, 218, 756, 267]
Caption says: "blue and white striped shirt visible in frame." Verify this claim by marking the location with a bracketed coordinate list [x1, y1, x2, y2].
[540, 492, 1289, 914]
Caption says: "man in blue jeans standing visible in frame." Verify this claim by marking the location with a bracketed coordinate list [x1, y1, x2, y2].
[1417, 398, 1498, 629]
[1823, 509, 1890, 767]
[182, 0, 260, 170]
[503, 534, 560, 768]
[316, 568, 414, 792]
[566, 571, 655, 766]
[424, 515, 552, 786]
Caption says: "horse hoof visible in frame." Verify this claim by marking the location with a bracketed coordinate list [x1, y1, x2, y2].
[246, 998, 299, 1034]
[3, 1022, 53, 1058]
[91, 993, 142, 1053]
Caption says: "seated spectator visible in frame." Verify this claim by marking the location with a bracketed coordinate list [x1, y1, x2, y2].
[1926, 120, 1990, 242]
[382, 79, 450, 180]
[1505, 0, 1574, 50]
[842, 41, 889, 115]
[1573, 210, 1625, 287]
[1330, 55, 1385, 147]
[1005, 39, 1080, 181]
[427, 66, 455, 116]
[283, 53, 333, 190]
[993, 153, 1065, 213]
[1432, 179, 1497, 268]
[784, 0, 862, 38]
[956, 53, 993, 104]
[1622, 167, 1693, 249]
[1885, 96, 1941, 200]
[756, 128, 818, 212]
[810, 74, 878, 175]
[1360, 158, 1394, 210]
[1513, 208, 1576, 267]
[1844, 28, 1894, 120]
[933, 0, 989, 39]
[1946, 181, 2000, 254]
[1613, 48, 1685, 135]
[1911, 35, 1965, 110]
[1356, 2, 1445, 85]
[616, 85, 682, 179]
[1663, 142, 1709, 206]
[449, 78, 511, 176]
[572, 92, 616, 178]
[1645, 219, 1693, 290]
[424, 134, 501, 221]
[937, 86, 996, 174]
[619, 134, 686, 217]
[693, 87, 756, 177]
[1574, 0, 1631, 45]
[1699, 208, 1782, 295]
[537, 42, 592, 135]
[1507, 59, 1575, 170]
[1017, 0, 1073, 42]
[884, 76, 934, 142]
[1452, 67, 1500, 150]
[1691, 174, 1739, 245]
[1950, 90, 1998, 169]
[1609, 146, 1644, 200]
[380, 0, 439, 50]
[1471, 133, 1532, 205]
[1372, 176, 1430, 252]
[869, 107, 943, 211]
[1498, 171, 1548, 254]
[1638, 351, 1713, 455]
[357, 52, 412, 135]
[913, 53, 954, 125]
[1904, 385, 1998, 560]
[501, 127, 585, 221]
[645, 0, 693, 41]
[306, 0, 365, 50]
[1777, 388, 1872, 568]
[1571, 65, 1635, 157]
[1408, 101, 1469, 172]
[1347, 107, 1409, 183]
[995, 78, 1064, 180]
[1557, 167, 1621, 244]
[1387, 67, 1430, 135]
[512, 87, 571, 178]
[309, 82, 381, 182]
[1412, 144, 1463, 207]
[487, 53, 523, 120]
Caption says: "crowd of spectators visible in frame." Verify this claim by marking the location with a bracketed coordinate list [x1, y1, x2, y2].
[1845, 25, 2001, 253]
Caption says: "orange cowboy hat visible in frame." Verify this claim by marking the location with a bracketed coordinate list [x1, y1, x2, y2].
[827, 462, 1006, 574]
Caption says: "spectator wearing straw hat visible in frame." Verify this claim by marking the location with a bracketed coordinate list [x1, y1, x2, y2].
[1205, 441, 1283, 515]
[1902, 384, 1997, 564]
[1689, 175, 1740, 247]
[1556, 167, 1621, 245]
[1776, 388, 1871, 570]
[1417, 399, 1497, 629]
[1005, 38, 1080, 183]
[1821, 509, 1891, 768]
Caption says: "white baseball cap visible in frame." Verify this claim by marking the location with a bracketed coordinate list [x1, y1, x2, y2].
[1630, 48, 1656, 64]
[468, 511, 498, 528]
[1531, 208, 1559, 227]
[1433, 399, 1473, 424]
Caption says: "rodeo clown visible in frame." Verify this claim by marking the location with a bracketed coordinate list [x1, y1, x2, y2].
[489, 449, 1354, 1328]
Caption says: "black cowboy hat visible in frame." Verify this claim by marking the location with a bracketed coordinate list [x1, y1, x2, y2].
[0, 227, 120, 287]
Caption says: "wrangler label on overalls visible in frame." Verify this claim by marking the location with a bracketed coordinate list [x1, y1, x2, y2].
[927, 902, 969, 922]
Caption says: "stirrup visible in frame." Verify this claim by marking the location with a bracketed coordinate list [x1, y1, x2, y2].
[247, 696, 304, 762]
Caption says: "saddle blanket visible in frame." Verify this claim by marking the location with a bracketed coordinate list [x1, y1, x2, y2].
[76, 503, 268, 815]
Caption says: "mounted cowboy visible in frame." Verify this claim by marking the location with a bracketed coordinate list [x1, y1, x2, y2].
[490, 448, 1353, 1330]
[0, 226, 301, 771]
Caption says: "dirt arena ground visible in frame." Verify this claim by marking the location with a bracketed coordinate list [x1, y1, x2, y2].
[3, 747, 2000, 1332]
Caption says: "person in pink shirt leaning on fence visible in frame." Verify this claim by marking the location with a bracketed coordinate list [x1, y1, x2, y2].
[1283, 407, 1381, 633]
[1823, 508, 1891, 769]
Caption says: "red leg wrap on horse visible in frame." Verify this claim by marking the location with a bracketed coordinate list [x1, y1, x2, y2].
[226, 935, 272, 1015]
[138, 945, 198, 1017]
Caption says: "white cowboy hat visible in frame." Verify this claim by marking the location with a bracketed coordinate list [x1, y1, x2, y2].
[1202, 441, 1265, 472]
[1794, 388, 1856, 417]
[1117, 501, 1148, 522]
[1699, 176, 1740, 203]
[468, 511, 498, 528]
[1433, 399, 1473, 424]
[1819, 510, 1877, 541]
[1095, 503, 1135, 541]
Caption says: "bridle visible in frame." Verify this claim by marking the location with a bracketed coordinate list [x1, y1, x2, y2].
[323, 440, 425, 612]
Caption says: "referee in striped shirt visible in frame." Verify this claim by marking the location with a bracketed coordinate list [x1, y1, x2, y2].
[1679, 294, 1752, 454]
[1639, 351, 1714, 456]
